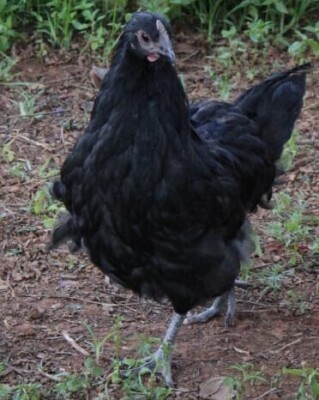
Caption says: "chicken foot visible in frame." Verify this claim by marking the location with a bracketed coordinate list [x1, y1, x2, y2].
[121, 313, 185, 387]
[184, 287, 236, 327]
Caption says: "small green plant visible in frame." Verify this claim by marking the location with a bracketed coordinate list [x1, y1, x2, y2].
[239, 260, 253, 282]
[257, 263, 289, 291]
[108, 317, 172, 399]
[219, 25, 246, 68]
[214, 75, 232, 101]
[266, 191, 311, 265]
[1, 142, 15, 163]
[0, 382, 42, 400]
[136, 335, 162, 358]
[65, 255, 77, 270]
[30, 186, 64, 228]
[284, 365, 319, 399]
[53, 374, 89, 398]
[34, 0, 77, 48]
[38, 158, 59, 179]
[204, 66, 233, 101]
[2, 143, 32, 181]
[288, 23, 319, 62]
[13, 89, 43, 118]
[310, 237, 319, 255]
[52, 357, 105, 399]
[245, 18, 272, 44]
[0, 54, 17, 82]
[137, 0, 197, 21]
[1, 0, 319, 56]
[285, 290, 310, 315]
[225, 362, 267, 399]
[191, 0, 233, 41]
[0, 1, 20, 52]
[85, 323, 112, 364]
[10, 161, 31, 181]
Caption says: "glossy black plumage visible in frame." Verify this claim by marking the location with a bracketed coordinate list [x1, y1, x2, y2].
[49, 12, 309, 317]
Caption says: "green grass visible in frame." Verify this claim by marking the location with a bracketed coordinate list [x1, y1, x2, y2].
[1, 140, 64, 228]
[284, 365, 319, 399]
[0, 321, 172, 399]
[0, 54, 18, 82]
[0, 0, 318, 60]
[224, 362, 268, 400]
[265, 190, 315, 266]
[224, 363, 319, 400]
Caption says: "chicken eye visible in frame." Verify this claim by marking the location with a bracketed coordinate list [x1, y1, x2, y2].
[141, 32, 151, 43]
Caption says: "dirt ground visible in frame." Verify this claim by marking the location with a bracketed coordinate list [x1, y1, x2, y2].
[1, 34, 319, 399]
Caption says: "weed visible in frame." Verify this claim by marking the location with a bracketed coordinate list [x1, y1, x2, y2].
[0, 54, 17, 82]
[2, 142, 33, 181]
[0, 1, 20, 52]
[137, 0, 196, 21]
[85, 323, 112, 364]
[266, 191, 311, 265]
[34, 0, 77, 48]
[1, 142, 15, 163]
[245, 19, 272, 44]
[30, 186, 64, 228]
[107, 317, 172, 398]
[65, 255, 77, 270]
[284, 364, 319, 399]
[53, 374, 89, 398]
[0, 382, 42, 400]
[257, 263, 291, 291]
[220, 25, 247, 67]
[112, 353, 172, 399]
[310, 237, 319, 255]
[10, 161, 31, 181]
[288, 24, 319, 62]
[38, 158, 59, 179]
[283, 290, 310, 315]
[13, 89, 43, 118]
[225, 362, 267, 399]
[121, 373, 172, 399]
[137, 335, 161, 358]
[191, 0, 237, 41]
[52, 356, 106, 399]
[204, 66, 233, 101]
[0, 384, 12, 400]
[1, 0, 319, 56]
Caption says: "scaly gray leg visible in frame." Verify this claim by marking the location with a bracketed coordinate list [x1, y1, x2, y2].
[184, 287, 236, 327]
[121, 313, 185, 387]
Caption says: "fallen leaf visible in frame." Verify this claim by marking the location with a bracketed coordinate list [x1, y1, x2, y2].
[15, 322, 36, 337]
[199, 376, 236, 399]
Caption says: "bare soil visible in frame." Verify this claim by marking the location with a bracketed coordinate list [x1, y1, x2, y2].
[1, 35, 319, 399]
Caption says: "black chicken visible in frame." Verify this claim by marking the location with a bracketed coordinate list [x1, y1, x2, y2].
[49, 12, 310, 386]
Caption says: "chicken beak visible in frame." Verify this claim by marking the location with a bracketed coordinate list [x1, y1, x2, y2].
[156, 20, 176, 64]
[158, 41, 176, 64]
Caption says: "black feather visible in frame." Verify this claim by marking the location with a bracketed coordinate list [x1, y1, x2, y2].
[47, 212, 82, 252]
[48, 13, 309, 316]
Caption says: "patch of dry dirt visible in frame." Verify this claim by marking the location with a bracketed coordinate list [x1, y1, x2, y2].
[1, 37, 319, 399]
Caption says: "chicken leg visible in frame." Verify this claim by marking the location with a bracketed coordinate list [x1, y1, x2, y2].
[184, 278, 252, 327]
[121, 313, 185, 387]
[184, 287, 236, 327]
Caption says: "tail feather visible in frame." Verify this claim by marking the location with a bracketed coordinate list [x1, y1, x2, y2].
[235, 63, 311, 161]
